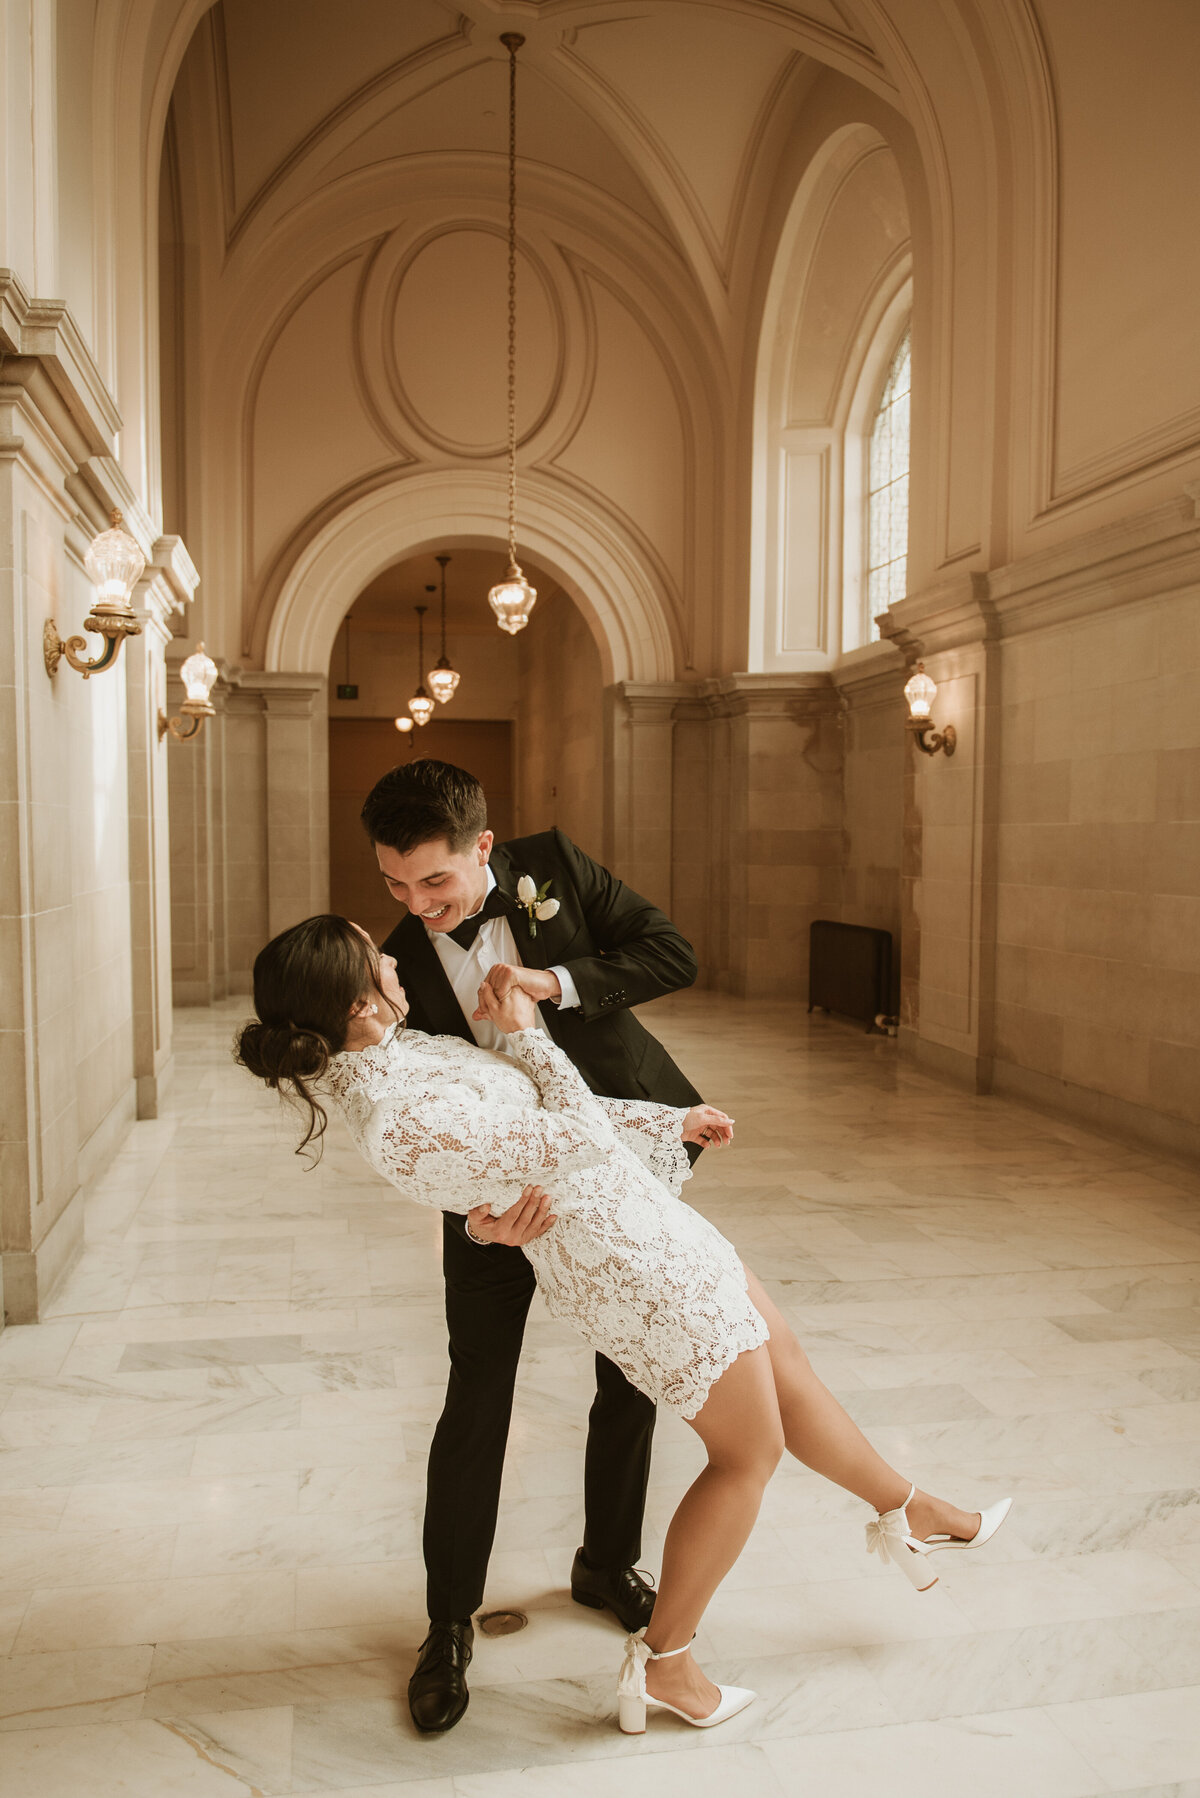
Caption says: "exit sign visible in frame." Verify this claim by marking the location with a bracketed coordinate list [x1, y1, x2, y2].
[336, 684, 358, 700]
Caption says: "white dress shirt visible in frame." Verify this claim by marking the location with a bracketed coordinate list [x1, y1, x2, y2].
[427, 866, 581, 1055]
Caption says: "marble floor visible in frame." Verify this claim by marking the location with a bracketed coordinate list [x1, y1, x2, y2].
[3, 994, 1200, 1798]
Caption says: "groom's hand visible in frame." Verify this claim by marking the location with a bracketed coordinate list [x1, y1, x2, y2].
[466, 1185, 557, 1246]
[474, 962, 562, 1017]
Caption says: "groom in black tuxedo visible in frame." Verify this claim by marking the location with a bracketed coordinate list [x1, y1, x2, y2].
[361, 759, 703, 1734]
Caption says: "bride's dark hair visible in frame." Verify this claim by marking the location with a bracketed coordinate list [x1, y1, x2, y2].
[234, 914, 389, 1159]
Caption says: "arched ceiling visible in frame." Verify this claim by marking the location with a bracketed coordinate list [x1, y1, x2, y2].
[194, 0, 888, 305]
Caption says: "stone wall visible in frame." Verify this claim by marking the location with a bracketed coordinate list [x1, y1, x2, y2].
[516, 588, 605, 854]
[0, 279, 196, 1321]
[993, 573, 1200, 1147]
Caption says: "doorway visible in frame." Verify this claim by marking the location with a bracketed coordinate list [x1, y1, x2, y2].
[329, 718, 515, 944]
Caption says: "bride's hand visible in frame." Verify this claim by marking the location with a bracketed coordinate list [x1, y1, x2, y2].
[476, 975, 539, 1035]
[681, 1104, 734, 1148]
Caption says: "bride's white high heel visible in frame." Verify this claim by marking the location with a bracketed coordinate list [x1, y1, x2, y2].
[866, 1484, 1013, 1591]
[617, 1632, 756, 1734]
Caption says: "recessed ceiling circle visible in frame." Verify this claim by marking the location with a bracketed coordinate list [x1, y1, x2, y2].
[381, 224, 564, 459]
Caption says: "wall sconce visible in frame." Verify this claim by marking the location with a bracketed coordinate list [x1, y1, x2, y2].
[904, 662, 956, 756]
[44, 510, 145, 680]
[158, 644, 219, 743]
[394, 716, 414, 734]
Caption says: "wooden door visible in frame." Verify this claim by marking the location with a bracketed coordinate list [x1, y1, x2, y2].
[328, 718, 514, 945]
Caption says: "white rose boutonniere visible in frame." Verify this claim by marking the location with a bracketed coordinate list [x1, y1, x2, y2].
[516, 874, 559, 937]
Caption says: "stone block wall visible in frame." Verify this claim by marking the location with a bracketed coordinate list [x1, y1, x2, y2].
[516, 588, 604, 853]
[994, 584, 1200, 1143]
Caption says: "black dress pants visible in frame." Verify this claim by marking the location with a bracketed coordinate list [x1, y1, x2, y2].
[423, 1212, 657, 1623]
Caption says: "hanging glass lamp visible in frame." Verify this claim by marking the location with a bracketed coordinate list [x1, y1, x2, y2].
[428, 554, 461, 703]
[487, 34, 538, 637]
[408, 605, 435, 726]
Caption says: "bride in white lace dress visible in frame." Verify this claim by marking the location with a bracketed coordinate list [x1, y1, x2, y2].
[237, 915, 1010, 1735]
[329, 1001, 768, 1423]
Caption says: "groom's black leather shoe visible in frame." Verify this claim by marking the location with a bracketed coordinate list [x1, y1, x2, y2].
[570, 1549, 656, 1631]
[408, 1618, 474, 1732]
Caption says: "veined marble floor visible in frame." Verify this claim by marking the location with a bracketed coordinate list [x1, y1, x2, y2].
[3, 994, 1200, 1798]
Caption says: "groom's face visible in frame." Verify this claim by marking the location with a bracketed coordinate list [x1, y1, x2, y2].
[375, 830, 494, 932]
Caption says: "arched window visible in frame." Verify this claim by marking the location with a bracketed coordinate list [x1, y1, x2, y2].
[866, 326, 911, 622]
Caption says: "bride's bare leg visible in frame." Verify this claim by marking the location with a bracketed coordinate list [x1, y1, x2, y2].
[742, 1267, 981, 1543]
[642, 1342, 783, 1719]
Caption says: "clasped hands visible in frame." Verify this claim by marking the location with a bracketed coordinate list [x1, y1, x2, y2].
[472, 960, 560, 1028]
[466, 961, 735, 1246]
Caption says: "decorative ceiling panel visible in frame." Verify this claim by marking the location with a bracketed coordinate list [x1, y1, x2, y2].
[220, 0, 452, 214]
[564, 5, 796, 261]
[319, 58, 669, 233]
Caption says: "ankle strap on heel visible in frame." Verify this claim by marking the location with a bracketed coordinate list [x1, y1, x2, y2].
[619, 1629, 695, 1700]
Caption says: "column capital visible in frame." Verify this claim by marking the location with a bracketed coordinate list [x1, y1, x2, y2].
[225, 669, 326, 717]
[701, 671, 841, 722]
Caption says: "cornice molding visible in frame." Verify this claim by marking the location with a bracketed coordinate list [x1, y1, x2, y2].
[0, 271, 122, 449]
[989, 494, 1200, 634]
[148, 535, 201, 615]
[614, 670, 844, 721]
[881, 493, 1200, 659]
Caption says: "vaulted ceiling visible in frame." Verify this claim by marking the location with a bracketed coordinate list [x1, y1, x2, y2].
[192, 0, 887, 309]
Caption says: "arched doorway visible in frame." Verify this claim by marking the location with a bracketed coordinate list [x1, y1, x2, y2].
[327, 545, 604, 943]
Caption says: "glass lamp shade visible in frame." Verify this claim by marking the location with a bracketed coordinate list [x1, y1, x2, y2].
[394, 716, 414, 733]
[408, 687, 435, 727]
[84, 512, 145, 614]
[904, 663, 937, 720]
[488, 564, 537, 636]
[180, 643, 219, 705]
[427, 658, 460, 704]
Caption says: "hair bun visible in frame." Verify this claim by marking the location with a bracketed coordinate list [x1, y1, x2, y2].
[235, 1019, 329, 1085]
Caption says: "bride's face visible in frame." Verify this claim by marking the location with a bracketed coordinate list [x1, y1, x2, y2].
[374, 948, 409, 1021]
[351, 924, 409, 1023]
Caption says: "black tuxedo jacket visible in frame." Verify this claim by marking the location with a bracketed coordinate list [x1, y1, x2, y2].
[380, 828, 702, 1109]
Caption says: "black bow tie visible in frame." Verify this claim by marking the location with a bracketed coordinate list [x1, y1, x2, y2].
[444, 884, 509, 950]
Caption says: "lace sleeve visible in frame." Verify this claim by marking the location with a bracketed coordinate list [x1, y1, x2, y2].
[507, 1030, 690, 1196]
[506, 1029, 612, 1126]
[338, 1080, 610, 1215]
[596, 1096, 692, 1197]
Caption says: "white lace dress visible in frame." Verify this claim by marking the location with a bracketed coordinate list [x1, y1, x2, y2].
[325, 1025, 768, 1419]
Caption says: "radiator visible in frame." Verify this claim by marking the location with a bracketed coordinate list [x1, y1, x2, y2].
[807, 920, 893, 1032]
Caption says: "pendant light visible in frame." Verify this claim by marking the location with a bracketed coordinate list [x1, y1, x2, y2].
[487, 33, 537, 637]
[408, 605, 435, 726]
[428, 554, 461, 704]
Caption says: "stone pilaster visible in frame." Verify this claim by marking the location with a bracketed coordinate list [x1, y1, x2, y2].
[127, 539, 198, 1112]
[237, 673, 329, 939]
[603, 682, 685, 914]
[882, 573, 1000, 1089]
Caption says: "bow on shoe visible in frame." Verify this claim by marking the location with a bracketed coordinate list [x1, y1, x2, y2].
[865, 1505, 912, 1563]
[618, 1631, 650, 1700]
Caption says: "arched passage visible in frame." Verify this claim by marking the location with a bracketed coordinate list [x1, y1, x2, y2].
[262, 470, 680, 686]
[325, 544, 605, 943]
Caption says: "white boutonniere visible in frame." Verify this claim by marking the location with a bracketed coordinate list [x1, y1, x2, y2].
[516, 874, 560, 937]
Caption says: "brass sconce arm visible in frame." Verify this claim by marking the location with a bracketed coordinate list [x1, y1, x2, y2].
[158, 700, 214, 743]
[44, 612, 142, 680]
[906, 717, 957, 757]
[158, 644, 219, 745]
[902, 662, 956, 756]
[44, 511, 147, 682]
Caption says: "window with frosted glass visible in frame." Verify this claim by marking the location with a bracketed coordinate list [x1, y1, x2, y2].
[867, 327, 911, 623]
